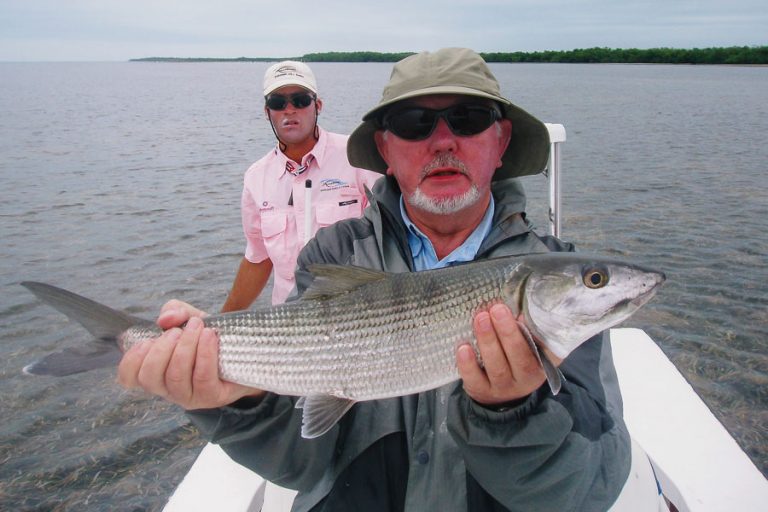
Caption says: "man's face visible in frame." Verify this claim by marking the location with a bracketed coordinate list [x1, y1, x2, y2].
[374, 94, 512, 219]
[265, 85, 322, 146]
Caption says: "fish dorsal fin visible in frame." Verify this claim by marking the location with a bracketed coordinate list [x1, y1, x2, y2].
[296, 395, 356, 439]
[303, 264, 388, 300]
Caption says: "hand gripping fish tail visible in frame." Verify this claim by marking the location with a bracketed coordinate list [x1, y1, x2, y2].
[20, 253, 665, 438]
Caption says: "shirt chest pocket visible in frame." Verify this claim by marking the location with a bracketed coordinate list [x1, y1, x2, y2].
[259, 211, 299, 280]
[315, 190, 364, 227]
[260, 211, 287, 239]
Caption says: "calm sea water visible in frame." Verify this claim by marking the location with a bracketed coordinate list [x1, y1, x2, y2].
[1, 61, 766, 509]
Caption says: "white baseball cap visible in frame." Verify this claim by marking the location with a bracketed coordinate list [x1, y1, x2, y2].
[263, 61, 318, 96]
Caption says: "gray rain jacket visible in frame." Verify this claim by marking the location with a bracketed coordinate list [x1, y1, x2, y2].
[188, 176, 631, 512]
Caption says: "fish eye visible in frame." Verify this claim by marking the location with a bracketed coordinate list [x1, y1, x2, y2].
[583, 267, 609, 289]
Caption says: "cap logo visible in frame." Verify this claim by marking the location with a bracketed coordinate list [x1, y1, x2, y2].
[274, 66, 304, 78]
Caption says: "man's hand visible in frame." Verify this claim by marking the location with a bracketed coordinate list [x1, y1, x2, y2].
[457, 303, 561, 407]
[155, 299, 208, 329]
[117, 301, 264, 410]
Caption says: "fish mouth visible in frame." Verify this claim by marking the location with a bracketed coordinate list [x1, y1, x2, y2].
[621, 272, 666, 309]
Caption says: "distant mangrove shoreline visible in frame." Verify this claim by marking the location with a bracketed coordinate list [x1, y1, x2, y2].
[131, 46, 767, 65]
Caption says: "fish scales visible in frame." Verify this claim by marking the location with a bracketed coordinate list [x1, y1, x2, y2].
[196, 261, 513, 400]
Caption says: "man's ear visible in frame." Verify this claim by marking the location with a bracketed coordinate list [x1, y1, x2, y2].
[315, 98, 323, 115]
[374, 130, 393, 175]
[497, 119, 513, 166]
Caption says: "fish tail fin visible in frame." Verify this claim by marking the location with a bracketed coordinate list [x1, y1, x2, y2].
[20, 281, 154, 377]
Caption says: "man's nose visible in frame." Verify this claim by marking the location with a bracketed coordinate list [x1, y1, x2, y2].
[427, 118, 458, 153]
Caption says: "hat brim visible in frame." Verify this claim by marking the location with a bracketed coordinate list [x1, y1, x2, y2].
[348, 90, 550, 180]
[361, 85, 511, 121]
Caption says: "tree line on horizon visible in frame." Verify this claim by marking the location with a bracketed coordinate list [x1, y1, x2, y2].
[132, 46, 767, 65]
[481, 46, 767, 65]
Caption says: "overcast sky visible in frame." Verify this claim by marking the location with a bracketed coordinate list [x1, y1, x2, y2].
[1, 0, 765, 61]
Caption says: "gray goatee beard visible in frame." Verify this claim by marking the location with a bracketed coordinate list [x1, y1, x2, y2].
[406, 154, 482, 215]
[408, 186, 481, 215]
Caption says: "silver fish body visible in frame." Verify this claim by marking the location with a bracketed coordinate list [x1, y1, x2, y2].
[22, 253, 665, 438]
[190, 266, 490, 400]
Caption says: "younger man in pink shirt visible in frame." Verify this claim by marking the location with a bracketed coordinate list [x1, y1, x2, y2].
[222, 62, 380, 308]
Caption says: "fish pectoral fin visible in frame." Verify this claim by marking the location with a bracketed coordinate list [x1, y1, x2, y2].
[303, 264, 388, 300]
[515, 320, 564, 396]
[297, 395, 356, 439]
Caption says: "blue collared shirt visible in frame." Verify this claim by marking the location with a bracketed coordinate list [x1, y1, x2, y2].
[400, 196, 495, 271]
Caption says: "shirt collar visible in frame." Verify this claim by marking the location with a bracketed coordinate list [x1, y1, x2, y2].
[399, 195, 496, 271]
[274, 126, 327, 178]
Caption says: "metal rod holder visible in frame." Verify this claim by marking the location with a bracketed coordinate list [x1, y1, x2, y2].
[544, 123, 566, 238]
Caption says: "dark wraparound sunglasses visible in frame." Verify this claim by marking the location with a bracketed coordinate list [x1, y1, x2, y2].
[265, 92, 316, 111]
[380, 104, 502, 141]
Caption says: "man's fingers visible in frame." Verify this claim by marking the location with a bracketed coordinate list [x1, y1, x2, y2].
[192, 328, 265, 407]
[136, 327, 182, 397]
[474, 309, 516, 390]
[192, 326, 225, 404]
[459, 304, 554, 406]
[456, 343, 488, 394]
[117, 339, 153, 389]
[157, 300, 208, 329]
[165, 317, 204, 403]
[159, 299, 191, 315]
[489, 304, 542, 377]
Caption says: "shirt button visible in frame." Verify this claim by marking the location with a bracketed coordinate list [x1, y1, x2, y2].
[416, 451, 430, 465]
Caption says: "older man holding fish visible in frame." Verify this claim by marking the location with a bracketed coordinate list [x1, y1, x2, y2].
[115, 48, 663, 511]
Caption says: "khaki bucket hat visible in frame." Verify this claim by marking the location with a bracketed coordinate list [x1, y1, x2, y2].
[347, 48, 550, 180]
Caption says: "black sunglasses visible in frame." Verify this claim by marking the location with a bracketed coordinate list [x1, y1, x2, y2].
[265, 92, 316, 111]
[380, 104, 502, 141]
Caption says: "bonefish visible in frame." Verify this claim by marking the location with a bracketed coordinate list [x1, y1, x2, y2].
[21, 253, 664, 438]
